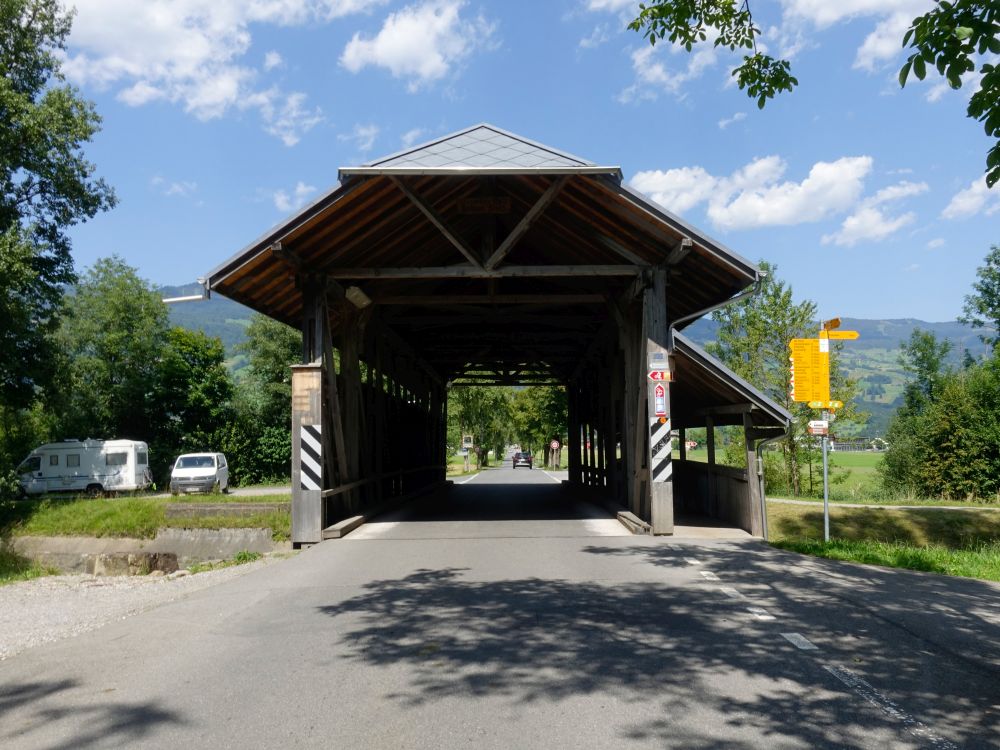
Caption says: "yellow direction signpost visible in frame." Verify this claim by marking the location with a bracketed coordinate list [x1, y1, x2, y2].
[788, 318, 860, 542]
[789, 338, 830, 403]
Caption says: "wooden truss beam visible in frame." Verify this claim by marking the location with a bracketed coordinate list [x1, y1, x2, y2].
[390, 176, 484, 270]
[484, 176, 568, 270]
[328, 264, 645, 280]
[372, 293, 604, 305]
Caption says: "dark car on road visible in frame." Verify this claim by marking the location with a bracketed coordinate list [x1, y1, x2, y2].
[512, 452, 533, 469]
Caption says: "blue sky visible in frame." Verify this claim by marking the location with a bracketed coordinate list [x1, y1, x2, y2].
[61, 0, 999, 321]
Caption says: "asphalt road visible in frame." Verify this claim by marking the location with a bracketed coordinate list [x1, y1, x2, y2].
[3, 468, 999, 749]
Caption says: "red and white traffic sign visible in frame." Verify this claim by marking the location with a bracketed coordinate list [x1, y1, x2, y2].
[654, 384, 667, 416]
[648, 370, 672, 381]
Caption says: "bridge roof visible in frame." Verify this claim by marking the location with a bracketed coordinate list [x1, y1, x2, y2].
[203, 124, 776, 419]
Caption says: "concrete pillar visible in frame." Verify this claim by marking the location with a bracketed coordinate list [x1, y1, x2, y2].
[291, 363, 323, 545]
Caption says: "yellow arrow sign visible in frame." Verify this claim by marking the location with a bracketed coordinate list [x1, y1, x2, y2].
[808, 400, 844, 409]
[824, 330, 859, 340]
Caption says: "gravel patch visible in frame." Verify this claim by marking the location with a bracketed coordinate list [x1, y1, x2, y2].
[0, 558, 281, 661]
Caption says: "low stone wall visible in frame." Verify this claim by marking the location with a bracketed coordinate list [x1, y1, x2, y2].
[12, 528, 291, 574]
[163, 502, 289, 518]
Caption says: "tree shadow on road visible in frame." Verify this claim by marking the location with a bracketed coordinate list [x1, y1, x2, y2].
[316, 559, 997, 748]
[0, 677, 184, 749]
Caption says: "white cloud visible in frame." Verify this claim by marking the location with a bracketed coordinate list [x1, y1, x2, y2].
[718, 112, 746, 130]
[589, 0, 935, 101]
[62, 0, 383, 144]
[927, 237, 945, 249]
[780, 0, 931, 30]
[822, 206, 916, 246]
[630, 167, 718, 215]
[579, 24, 610, 49]
[273, 181, 317, 212]
[630, 155, 874, 230]
[151, 175, 198, 198]
[942, 177, 1000, 219]
[340, 0, 497, 92]
[619, 41, 719, 102]
[263, 50, 284, 71]
[853, 11, 917, 71]
[401, 128, 427, 147]
[585, 0, 634, 10]
[821, 179, 927, 246]
[710, 156, 873, 230]
[244, 89, 324, 147]
[339, 123, 380, 153]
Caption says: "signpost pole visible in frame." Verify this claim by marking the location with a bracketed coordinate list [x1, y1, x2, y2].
[822, 432, 830, 542]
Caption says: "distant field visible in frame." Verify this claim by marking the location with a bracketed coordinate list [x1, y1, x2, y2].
[677, 446, 885, 500]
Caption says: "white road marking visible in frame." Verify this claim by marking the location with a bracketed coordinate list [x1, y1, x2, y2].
[684, 557, 701, 565]
[345, 522, 398, 540]
[721, 587, 743, 598]
[542, 470, 562, 483]
[747, 607, 776, 621]
[456, 474, 479, 484]
[581, 518, 632, 536]
[781, 632, 818, 650]
[700, 570, 720, 581]
[824, 665, 958, 750]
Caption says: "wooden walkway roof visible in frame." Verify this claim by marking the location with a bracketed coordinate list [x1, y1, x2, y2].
[205, 124, 784, 427]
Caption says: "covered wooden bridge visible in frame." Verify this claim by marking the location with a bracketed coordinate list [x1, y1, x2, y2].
[204, 124, 790, 545]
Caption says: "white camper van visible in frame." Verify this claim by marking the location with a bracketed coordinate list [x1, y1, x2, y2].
[16, 439, 153, 496]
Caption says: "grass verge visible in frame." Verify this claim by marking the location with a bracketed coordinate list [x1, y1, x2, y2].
[767, 501, 1000, 547]
[771, 539, 1000, 583]
[770, 495, 1000, 508]
[0, 545, 58, 586]
[767, 500, 1000, 581]
[188, 549, 262, 574]
[3, 496, 289, 541]
[164, 492, 290, 503]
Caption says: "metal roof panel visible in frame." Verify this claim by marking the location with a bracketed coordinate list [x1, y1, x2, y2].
[357, 123, 595, 173]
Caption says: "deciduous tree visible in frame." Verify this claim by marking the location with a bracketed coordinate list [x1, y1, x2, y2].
[0, 0, 115, 408]
[56, 256, 168, 441]
[628, 1, 1000, 186]
[959, 244, 1000, 349]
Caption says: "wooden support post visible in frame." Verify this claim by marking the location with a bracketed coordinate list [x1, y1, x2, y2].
[339, 307, 367, 513]
[744, 412, 765, 537]
[567, 381, 581, 484]
[706, 416, 716, 518]
[645, 269, 674, 535]
[603, 356, 618, 496]
[291, 364, 323, 545]
[372, 326, 386, 502]
[320, 291, 350, 496]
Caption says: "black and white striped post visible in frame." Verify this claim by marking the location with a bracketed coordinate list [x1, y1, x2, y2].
[299, 424, 323, 491]
[291, 363, 324, 545]
[645, 269, 674, 535]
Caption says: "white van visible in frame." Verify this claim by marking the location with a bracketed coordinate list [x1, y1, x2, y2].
[17, 439, 153, 496]
[169, 452, 229, 495]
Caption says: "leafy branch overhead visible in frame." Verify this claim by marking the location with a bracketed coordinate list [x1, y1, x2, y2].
[629, 0, 1000, 187]
[898, 1, 1000, 187]
[627, 0, 798, 109]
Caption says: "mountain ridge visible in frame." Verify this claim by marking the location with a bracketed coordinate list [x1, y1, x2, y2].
[160, 282, 992, 434]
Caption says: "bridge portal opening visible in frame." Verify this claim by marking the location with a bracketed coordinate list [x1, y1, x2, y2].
[204, 124, 790, 545]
